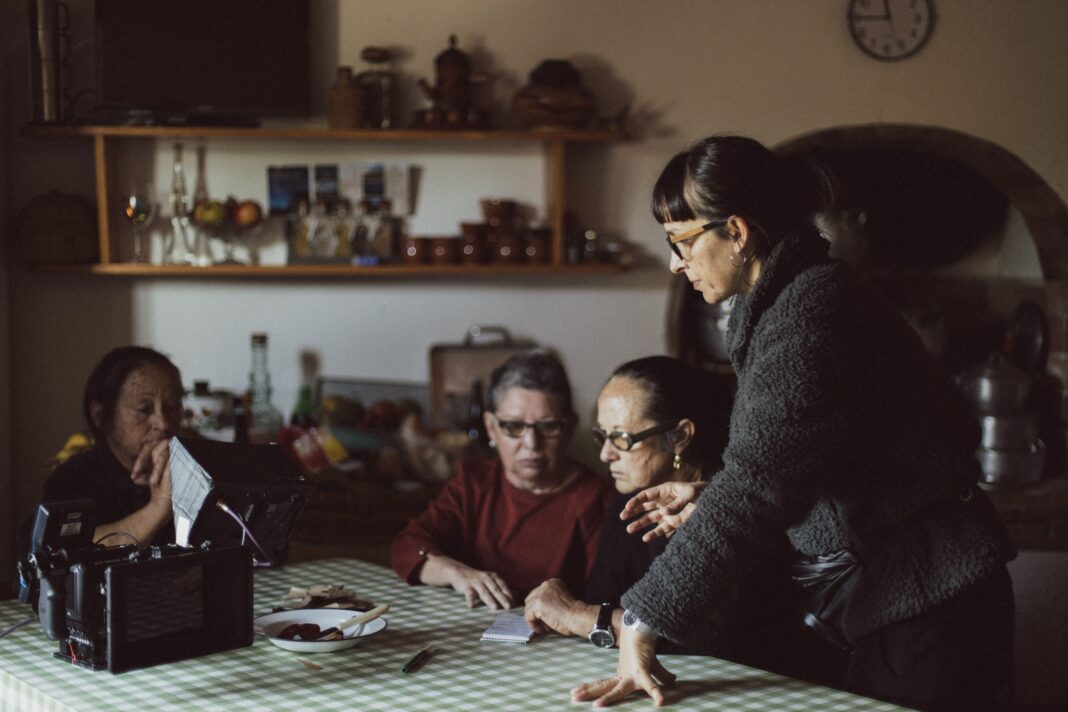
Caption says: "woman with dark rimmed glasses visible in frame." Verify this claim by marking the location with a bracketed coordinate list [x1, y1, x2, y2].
[572, 135, 1016, 712]
[390, 349, 612, 610]
[525, 356, 791, 663]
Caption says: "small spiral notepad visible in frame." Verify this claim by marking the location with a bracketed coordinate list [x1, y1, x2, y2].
[480, 613, 536, 644]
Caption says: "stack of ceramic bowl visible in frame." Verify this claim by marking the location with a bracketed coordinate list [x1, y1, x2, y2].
[958, 353, 1046, 486]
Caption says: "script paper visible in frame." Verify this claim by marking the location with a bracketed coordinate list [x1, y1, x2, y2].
[480, 613, 535, 644]
[168, 438, 212, 546]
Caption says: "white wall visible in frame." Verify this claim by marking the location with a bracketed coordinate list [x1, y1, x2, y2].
[5, 1, 1068, 705]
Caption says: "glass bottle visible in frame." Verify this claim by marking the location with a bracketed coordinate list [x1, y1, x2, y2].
[165, 142, 191, 264]
[466, 377, 490, 453]
[247, 332, 283, 444]
[232, 395, 250, 444]
[291, 383, 319, 429]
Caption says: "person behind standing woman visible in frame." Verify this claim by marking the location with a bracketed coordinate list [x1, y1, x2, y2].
[39, 346, 183, 549]
[390, 350, 612, 609]
[571, 135, 1016, 712]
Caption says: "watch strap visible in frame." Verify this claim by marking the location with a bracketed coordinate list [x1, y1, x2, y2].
[595, 602, 613, 630]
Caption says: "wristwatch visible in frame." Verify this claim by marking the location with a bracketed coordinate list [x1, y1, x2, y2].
[622, 608, 656, 637]
[587, 603, 616, 648]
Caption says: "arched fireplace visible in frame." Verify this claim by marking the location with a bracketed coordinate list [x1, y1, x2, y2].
[667, 123, 1068, 484]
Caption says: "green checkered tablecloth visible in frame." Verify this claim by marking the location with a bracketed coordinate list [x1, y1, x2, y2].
[0, 558, 907, 711]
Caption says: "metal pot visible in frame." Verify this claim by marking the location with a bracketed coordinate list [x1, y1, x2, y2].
[957, 353, 1034, 415]
[979, 413, 1039, 450]
[976, 440, 1046, 486]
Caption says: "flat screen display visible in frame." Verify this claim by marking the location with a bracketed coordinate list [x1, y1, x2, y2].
[95, 0, 310, 122]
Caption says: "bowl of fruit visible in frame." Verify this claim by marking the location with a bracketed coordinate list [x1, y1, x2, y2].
[193, 196, 264, 264]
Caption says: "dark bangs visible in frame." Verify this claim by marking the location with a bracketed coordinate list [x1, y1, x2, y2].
[651, 151, 696, 224]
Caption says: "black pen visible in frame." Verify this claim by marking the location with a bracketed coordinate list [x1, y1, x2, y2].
[402, 646, 433, 673]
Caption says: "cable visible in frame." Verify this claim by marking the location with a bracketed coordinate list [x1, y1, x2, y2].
[0, 618, 36, 640]
[215, 500, 274, 567]
[93, 531, 143, 549]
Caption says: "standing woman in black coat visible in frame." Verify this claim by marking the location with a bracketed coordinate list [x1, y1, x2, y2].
[571, 135, 1016, 711]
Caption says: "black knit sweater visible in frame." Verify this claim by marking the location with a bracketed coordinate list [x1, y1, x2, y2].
[621, 227, 1015, 646]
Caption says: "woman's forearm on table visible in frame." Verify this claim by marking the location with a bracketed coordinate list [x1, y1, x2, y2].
[92, 499, 170, 548]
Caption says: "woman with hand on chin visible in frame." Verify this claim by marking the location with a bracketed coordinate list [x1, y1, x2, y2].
[524, 356, 735, 655]
[571, 136, 1014, 711]
[42, 346, 183, 548]
[391, 350, 611, 609]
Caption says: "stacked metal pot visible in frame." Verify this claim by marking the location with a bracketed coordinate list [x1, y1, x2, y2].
[959, 352, 1046, 486]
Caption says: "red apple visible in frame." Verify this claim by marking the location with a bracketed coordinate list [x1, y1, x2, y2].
[232, 199, 263, 229]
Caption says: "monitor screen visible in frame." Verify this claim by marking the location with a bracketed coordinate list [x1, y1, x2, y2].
[95, 0, 310, 123]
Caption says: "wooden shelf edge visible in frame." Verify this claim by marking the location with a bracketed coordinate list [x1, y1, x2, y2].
[21, 123, 629, 143]
[28, 262, 631, 278]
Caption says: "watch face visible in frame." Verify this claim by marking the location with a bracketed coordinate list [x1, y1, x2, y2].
[849, 0, 934, 61]
[589, 629, 615, 648]
[622, 609, 639, 628]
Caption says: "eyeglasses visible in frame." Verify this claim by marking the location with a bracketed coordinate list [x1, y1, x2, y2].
[665, 220, 726, 259]
[493, 414, 568, 439]
[592, 422, 677, 451]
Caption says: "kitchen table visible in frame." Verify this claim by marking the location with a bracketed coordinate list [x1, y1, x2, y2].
[0, 557, 906, 711]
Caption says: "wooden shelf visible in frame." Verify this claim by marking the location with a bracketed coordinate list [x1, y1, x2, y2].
[31, 262, 628, 278]
[23, 122, 628, 275]
[21, 123, 627, 143]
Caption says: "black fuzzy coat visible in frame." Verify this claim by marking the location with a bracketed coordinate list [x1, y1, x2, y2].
[621, 227, 1015, 645]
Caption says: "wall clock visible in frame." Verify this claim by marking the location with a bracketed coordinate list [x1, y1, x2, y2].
[848, 0, 934, 61]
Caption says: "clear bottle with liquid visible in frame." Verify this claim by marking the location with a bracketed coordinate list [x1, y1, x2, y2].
[165, 142, 191, 264]
[247, 332, 284, 444]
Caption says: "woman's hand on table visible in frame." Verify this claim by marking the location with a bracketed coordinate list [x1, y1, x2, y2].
[420, 554, 515, 609]
[523, 578, 592, 636]
[621, 482, 706, 542]
[570, 626, 675, 707]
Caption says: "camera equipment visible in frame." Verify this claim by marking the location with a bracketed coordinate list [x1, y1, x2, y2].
[168, 437, 311, 567]
[19, 499, 253, 673]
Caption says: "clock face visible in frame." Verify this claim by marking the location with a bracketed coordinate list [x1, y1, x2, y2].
[849, 0, 934, 61]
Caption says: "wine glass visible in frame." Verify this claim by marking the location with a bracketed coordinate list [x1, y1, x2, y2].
[123, 183, 157, 263]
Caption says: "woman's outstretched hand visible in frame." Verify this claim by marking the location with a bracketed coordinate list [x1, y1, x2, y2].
[570, 627, 676, 707]
[621, 481, 706, 542]
[523, 578, 589, 636]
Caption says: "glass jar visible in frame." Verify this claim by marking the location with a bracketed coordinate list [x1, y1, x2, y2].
[356, 47, 394, 129]
[403, 235, 429, 264]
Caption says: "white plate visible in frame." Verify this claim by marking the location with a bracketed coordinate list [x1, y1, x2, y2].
[254, 608, 388, 653]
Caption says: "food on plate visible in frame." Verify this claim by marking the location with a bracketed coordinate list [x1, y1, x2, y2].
[277, 622, 324, 641]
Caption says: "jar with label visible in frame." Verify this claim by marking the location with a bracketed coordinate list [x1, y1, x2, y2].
[460, 222, 486, 264]
[524, 227, 551, 264]
[403, 235, 430, 264]
[431, 235, 459, 264]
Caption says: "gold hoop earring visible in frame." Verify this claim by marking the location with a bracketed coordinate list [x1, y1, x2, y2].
[673, 453, 682, 470]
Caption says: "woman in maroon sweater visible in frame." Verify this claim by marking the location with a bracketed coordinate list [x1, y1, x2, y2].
[391, 350, 612, 609]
